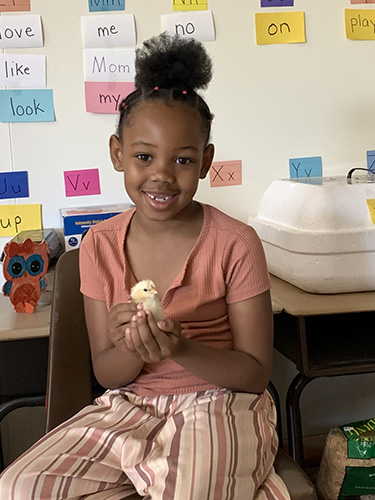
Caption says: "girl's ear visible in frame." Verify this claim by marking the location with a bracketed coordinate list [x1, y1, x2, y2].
[199, 143, 215, 179]
[109, 134, 124, 172]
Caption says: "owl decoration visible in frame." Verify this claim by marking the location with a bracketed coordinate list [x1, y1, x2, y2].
[2, 238, 49, 313]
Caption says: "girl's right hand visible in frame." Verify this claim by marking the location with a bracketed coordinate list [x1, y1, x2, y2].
[107, 301, 138, 349]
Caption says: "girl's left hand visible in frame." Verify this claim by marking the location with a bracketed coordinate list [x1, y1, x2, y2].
[124, 306, 183, 363]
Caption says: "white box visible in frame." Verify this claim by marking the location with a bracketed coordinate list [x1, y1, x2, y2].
[248, 175, 375, 294]
[60, 203, 133, 251]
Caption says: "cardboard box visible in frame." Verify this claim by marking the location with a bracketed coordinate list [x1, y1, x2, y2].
[60, 203, 133, 251]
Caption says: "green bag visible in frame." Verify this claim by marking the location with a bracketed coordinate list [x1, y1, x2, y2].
[316, 418, 375, 500]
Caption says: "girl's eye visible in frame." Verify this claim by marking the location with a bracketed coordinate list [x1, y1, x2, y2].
[136, 154, 152, 162]
[176, 157, 191, 165]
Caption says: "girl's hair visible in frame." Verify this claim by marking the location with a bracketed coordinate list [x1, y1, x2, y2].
[116, 33, 214, 142]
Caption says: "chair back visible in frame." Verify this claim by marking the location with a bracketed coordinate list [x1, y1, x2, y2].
[45, 249, 94, 432]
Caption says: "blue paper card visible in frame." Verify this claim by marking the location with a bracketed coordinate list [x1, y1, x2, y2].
[89, 0, 125, 12]
[366, 150, 375, 172]
[0, 171, 29, 200]
[289, 156, 323, 178]
[0, 89, 55, 123]
[261, 0, 294, 6]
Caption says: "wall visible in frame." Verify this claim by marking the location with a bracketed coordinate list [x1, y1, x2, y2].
[1, 0, 375, 437]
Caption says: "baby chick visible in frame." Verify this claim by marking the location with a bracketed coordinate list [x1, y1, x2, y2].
[130, 279, 164, 322]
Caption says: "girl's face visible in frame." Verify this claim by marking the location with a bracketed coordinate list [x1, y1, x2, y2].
[110, 100, 214, 224]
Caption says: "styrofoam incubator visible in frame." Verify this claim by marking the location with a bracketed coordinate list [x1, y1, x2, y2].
[248, 172, 375, 294]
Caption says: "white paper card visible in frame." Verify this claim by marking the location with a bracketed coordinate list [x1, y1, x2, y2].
[0, 54, 46, 88]
[161, 10, 215, 42]
[84, 48, 136, 82]
[0, 15, 43, 49]
[81, 14, 136, 49]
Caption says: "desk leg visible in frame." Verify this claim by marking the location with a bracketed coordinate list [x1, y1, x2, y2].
[286, 373, 315, 465]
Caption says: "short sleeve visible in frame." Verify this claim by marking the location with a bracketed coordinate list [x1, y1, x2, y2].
[79, 229, 106, 301]
[223, 225, 271, 304]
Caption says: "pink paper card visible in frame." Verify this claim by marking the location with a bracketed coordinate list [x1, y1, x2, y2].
[350, 0, 375, 3]
[0, 0, 31, 12]
[85, 81, 135, 114]
[210, 160, 242, 187]
[64, 168, 101, 197]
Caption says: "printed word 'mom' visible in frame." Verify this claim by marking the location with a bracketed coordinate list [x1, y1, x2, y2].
[92, 56, 130, 74]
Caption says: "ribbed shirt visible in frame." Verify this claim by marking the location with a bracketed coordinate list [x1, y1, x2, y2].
[79, 203, 271, 396]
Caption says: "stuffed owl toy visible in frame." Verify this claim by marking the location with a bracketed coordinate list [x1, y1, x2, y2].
[2, 238, 49, 313]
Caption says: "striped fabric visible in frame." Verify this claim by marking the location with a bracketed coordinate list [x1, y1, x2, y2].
[0, 388, 289, 500]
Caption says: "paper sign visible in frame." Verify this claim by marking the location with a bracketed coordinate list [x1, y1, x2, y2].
[81, 14, 136, 49]
[261, 0, 294, 7]
[0, 171, 29, 200]
[0, 54, 46, 88]
[351, 0, 375, 4]
[88, 0, 125, 12]
[162, 10, 215, 42]
[0, 0, 31, 12]
[64, 169, 101, 197]
[0, 15, 43, 49]
[366, 199, 375, 223]
[289, 156, 323, 178]
[84, 48, 135, 82]
[85, 81, 135, 113]
[345, 9, 375, 40]
[0, 204, 41, 236]
[255, 11, 305, 45]
[210, 161, 242, 187]
[173, 0, 207, 12]
[0, 89, 55, 123]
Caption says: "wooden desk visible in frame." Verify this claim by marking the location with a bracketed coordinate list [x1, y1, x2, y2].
[270, 275, 375, 464]
[0, 293, 51, 470]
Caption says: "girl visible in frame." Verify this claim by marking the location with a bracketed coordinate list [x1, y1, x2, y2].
[0, 33, 289, 500]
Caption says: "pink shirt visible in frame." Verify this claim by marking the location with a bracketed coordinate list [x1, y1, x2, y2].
[80, 203, 271, 396]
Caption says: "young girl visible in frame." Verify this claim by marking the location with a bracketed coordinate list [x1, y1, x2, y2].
[0, 34, 289, 500]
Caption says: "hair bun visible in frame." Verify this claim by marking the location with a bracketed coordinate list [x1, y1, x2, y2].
[135, 32, 213, 92]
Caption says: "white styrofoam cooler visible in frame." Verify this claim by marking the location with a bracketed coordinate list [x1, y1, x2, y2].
[248, 175, 375, 294]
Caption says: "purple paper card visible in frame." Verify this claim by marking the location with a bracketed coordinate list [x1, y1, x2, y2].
[261, 0, 294, 7]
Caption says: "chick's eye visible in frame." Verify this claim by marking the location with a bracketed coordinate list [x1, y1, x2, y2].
[143, 288, 148, 292]
[176, 157, 191, 165]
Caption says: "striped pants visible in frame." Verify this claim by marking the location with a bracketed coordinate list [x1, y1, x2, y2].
[0, 388, 290, 500]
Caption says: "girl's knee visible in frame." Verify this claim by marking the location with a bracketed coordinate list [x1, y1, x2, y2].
[0, 462, 34, 500]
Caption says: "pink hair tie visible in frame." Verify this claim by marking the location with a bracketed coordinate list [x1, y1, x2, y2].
[154, 86, 159, 91]
[182, 90, 187, 95]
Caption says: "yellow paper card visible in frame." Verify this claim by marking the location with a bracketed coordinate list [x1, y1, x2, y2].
[366, 199, 375, 223]
[345, 9, 375, 40]
[0, 204, 42, 236]
[255, 11, 306, 45]
[173, 0, 207, 11]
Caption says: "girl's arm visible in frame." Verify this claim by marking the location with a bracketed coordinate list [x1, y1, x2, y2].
[171, 290, 273, 393]
[84, 295, 144, 389]
[126, 290, 273, 394]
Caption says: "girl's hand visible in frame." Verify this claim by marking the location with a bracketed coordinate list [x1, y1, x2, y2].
[125, 306, 183, 363]
[107, 301, 138, 351]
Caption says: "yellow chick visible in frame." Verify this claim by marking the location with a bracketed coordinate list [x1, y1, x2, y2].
[130, 279, 164, 322]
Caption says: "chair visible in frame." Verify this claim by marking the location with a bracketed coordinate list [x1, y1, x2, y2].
[46, 249, 318, 500]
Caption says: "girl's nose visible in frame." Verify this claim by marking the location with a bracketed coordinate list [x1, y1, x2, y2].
[151, 161, 175, 183]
